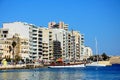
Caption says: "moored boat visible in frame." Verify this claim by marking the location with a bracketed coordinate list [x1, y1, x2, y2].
[86, 62, 106, 67]
[48, 64, 85, 68]
[86, 38, 107, 67]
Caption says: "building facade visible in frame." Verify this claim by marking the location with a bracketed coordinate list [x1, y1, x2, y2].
[0, 39, 12, 58]
[84, 46, 93, 59]
[0, 21, 92, 63]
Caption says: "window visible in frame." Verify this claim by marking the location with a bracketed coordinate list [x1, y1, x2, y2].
[3, 31, 8, 34]
[4, 35, 6, 38]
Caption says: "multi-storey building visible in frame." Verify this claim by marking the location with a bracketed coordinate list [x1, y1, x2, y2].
[39, 28, 51, 63]
[2, 22, 37, 60]
[50, 29, 67, 60]
[66, 31, 85, 62]
[0, 33, 29, 59]
[53, 40, 62, 60]
[8, 34, 29, 60]
[0, 21, 91, 63]
[80, 34, 85, 60]
[0, 39, 12, 58]
[84, 46, 93, 59]
[29, 25, 39, 61]
[39, 28, 68, 62]
[3, 22, 30, 39]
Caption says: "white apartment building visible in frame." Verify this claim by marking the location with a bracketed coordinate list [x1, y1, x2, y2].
[3, 22, 30, 39]
[84, 46, 93, 59]
[80, 34, 85, 60]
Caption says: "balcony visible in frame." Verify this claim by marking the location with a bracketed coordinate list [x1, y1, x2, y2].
[32, 46, 37, 49]
[32, 54, 38, 57]
[33, 39, 37, 41]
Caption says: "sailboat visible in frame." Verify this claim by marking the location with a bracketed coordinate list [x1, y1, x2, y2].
[86, 38, 106, 67]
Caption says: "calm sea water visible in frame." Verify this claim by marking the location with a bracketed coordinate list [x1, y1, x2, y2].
[0, 64, 120, 80]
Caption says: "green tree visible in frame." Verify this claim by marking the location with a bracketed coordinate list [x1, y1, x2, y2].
[15, 55, 21, 63]
[101, 53, 109, 60]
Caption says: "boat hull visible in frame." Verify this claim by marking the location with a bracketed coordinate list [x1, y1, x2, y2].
[48, 64, 85, 68]
[86, 62, 106, 67]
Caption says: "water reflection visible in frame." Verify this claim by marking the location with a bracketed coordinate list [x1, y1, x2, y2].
[0, 68, 86, 80]
[1, 67, 119, 80]
[37, 68, 85, 80]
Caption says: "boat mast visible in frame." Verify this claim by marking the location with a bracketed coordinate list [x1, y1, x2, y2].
[95, 38, 98, 63]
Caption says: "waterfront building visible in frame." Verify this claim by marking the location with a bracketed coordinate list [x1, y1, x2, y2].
[84, 46, 93, 59]
[8, 34, 29, 60]
[53, 40, 62, 60]
[39, 28, 51, 63]
[29, 25, 40, 61]
[2, 22, 38, 60]
[50, 29, 68, 61]
[80, 34, 85, 60]
[3, 22, 30, 39]
[0, 39, 12, 58]
[0, 21, 92, 64]
[68, 31, 85, 62]
[70, 31, 81, 62]
[39, 28, 68, 63]
[0, 33, 29, 60]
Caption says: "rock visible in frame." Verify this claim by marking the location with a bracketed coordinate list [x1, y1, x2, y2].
[110, 56, 120, 64]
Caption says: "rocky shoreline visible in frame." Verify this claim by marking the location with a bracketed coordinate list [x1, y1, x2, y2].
[110, 56, 120, 64]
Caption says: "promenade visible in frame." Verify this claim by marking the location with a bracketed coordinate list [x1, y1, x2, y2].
[0, 63, 43, 70]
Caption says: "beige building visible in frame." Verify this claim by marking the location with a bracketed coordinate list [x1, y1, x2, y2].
[18, 37, 29, 59]
[71, 31, 81, 61]
[39, 28, 52, 62]
[0, 39, 12, 58]
[0, 33, 29, 59]
[68, 31, 85, 62]
[48, 21, 68, 31]
[10, 34, 29, 59]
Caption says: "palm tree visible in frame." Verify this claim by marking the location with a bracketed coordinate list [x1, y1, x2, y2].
[12, 41, 16, 60]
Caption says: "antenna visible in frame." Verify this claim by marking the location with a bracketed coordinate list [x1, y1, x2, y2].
[95, 37, 98, 63]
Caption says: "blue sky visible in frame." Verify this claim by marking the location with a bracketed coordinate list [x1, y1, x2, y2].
[0, 0, 120, 56]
